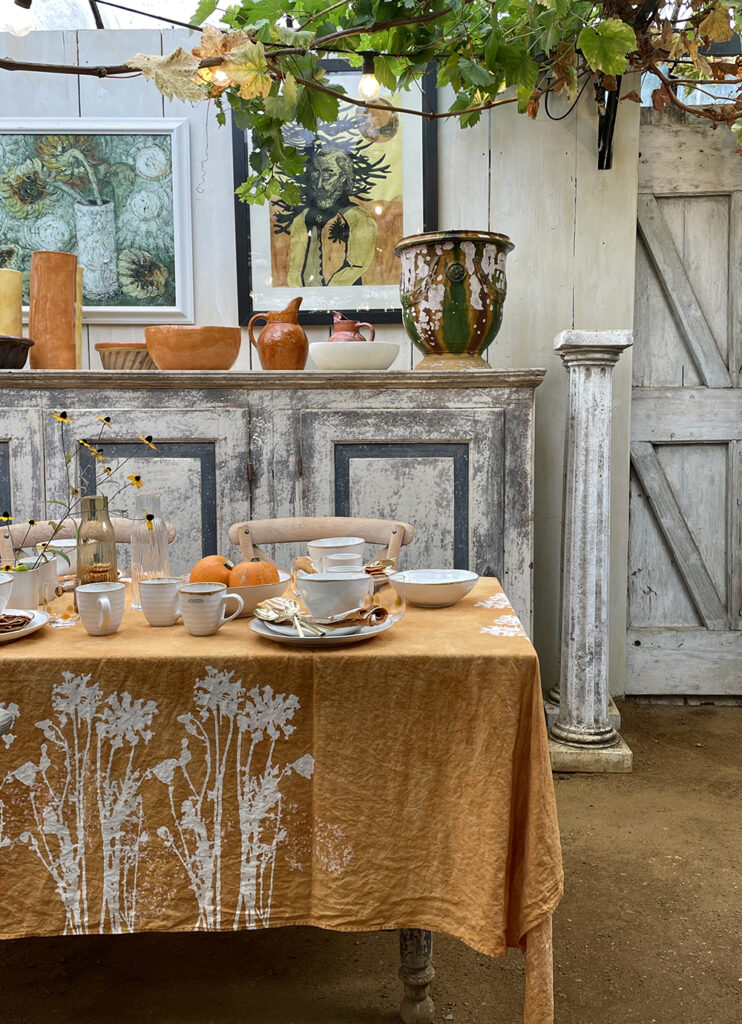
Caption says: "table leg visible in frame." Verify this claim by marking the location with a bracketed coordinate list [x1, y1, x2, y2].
[399, 928, 435, 1024]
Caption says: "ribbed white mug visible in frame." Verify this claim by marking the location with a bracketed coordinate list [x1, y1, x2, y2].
[139, 577, 183, 627]
[77, 581, 126, 636]
[178, 582, 244, 636]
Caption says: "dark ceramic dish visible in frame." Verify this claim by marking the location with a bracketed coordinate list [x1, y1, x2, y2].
[0, 336, 34, 369]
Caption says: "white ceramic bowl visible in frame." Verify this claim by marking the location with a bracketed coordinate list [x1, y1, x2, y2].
[37, 539, 77, 575]
[307, 536, 365, 572]
[0, 571, 13, 614]
[309, 341, 399, 371]
[296, 572, 373, 620]
[226, 570, 291, 618]
[389, 569, 480, 608]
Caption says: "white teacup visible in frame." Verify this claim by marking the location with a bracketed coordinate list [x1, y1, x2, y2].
[0, 572, 12, 614]
[37, 539, 77, 576]
[297, 572, 373, 620]
[77, 581, 126, 636]
[307, 536, 365, 572]
[140, 577, 183, 627]
[178, 582, 244, 636]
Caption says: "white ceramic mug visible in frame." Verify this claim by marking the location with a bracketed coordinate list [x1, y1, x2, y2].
[296, 572, 373, 620]
[306, 536, 365, 572]
[77, 581, 126, 636]
[140, 577, 183, 627]
[178, 582, 244, 636]
[0, 571, 13, 614]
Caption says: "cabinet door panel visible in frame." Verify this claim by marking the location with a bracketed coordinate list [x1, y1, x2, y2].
[44, 407, 249, 575]
[0, 408, 44, 525]
[300, 409, 503, 574]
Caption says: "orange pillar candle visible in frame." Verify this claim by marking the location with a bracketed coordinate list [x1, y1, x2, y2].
[0, 268, 22, 337]
[29, 251, 78, 369]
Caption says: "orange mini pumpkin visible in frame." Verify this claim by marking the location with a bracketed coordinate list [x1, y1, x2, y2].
[229, 558, 280, 587]
[190, 555, 234, 585]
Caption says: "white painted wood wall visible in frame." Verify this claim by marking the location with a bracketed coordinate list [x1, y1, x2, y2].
[0, 30, 641, 694]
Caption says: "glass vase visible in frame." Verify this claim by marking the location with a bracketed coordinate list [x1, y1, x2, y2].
[130, 491, 169, 609]
[77, 494, 118, 585]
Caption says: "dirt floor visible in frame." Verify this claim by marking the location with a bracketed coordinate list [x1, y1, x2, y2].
[0, 702, 739, 1024]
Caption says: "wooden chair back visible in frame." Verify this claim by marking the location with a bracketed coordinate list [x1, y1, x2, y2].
[0, 517, 177, 564]
[227, 516, 414, 566]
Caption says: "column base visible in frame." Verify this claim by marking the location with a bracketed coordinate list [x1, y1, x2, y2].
[544, 695, 621, 731]
[549, 733, 632, 773]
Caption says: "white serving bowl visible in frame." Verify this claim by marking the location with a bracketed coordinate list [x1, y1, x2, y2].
[37, 539, 77, 575]
[307, 536, 365, 571]
[226, 570, 291, 618]
[390, 569, 480, 608]
[309, 341, 399, 371]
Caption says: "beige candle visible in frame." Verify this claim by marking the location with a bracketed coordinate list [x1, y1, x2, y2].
[74, 266, 84, 369]
[0, 268, 22, 337]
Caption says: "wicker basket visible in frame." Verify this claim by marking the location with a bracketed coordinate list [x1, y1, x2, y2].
[95, 343, 157, 370]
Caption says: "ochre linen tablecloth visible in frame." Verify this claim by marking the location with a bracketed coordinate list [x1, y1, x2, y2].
[0, 578, 562, 1022]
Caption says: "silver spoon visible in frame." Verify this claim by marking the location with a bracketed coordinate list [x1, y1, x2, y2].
[254, 598, 325, 637]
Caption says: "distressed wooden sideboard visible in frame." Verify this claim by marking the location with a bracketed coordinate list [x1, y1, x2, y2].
[0, 369, 544, 628]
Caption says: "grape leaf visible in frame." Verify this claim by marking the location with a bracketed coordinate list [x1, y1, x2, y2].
[699, 7, 734, 44]
[577, 19, 637, 76]
[233, 41, 273, 100]
[126, 49, 207, 102]
[191, 0, 217, 27]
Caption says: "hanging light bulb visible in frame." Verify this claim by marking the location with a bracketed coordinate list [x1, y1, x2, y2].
[1, 0, 34, 37]
[358, 52, 380, 102]
[213, 69, 229, 84]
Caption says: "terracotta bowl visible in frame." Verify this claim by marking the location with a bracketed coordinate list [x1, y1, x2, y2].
[95, 342, 157, 370]
[0, 335, 34, 369]
[145, 325, 241, 371]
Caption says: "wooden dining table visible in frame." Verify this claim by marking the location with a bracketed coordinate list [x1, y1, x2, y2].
[0, 577, 562, 1024]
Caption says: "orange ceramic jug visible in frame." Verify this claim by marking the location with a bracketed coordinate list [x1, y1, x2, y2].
[328, 311, 375, 343]
[248, 297, 309, 370]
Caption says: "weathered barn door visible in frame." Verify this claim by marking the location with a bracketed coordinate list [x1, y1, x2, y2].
[627, 110, 742, 696]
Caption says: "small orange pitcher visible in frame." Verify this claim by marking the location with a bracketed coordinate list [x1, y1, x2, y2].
[248, 297, 309, 369]
[328, 311, 376, 343]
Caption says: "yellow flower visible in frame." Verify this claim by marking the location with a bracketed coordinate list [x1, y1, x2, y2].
[128, 474, 143, 488]
[0, 158, 55, 219]
[0, 513, 12, 523]
[118, 249, 169, 300]
[51, 411, 72, 423]
[102, 466, 112, 476]
[145, 513, 155, 532]
[27, 519, 36, 526]
[97, 415, 112, 428]
[138, 435, 157, 450]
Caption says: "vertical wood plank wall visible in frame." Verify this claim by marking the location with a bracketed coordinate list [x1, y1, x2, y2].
[0, 30, 641, 694]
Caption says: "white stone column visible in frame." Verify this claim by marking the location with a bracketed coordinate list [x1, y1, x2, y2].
[548, 330, 633, 773]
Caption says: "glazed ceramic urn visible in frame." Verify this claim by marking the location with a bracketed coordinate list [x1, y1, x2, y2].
[394, 230, 514, 369]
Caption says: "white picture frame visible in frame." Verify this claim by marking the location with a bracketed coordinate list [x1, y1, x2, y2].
[0, 117, 193, 324]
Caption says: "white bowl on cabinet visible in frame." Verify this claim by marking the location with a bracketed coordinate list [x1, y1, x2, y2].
[309, 341, 399, 371]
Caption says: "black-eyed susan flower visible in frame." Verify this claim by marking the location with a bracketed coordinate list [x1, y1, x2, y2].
[102, 466, 112, 476]
[0, 513, 12, 523]
[97, 416, 112, 427]
[127, 474, 143, 489]
[145, 513, 155, 531]
[138, 435, 157, 450]
[27, 519, 36, 526]
[51, 411, 72, 423]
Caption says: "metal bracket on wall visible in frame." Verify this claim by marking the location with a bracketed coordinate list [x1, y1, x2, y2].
[595, 74, 622, 171]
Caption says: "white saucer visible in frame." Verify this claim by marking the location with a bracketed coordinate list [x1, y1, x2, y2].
[0, 608, 49, 645]
[250, 617, 392, 647]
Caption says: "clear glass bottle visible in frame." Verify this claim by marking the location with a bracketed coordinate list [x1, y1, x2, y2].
[77, 494, 118, 585]
[130, 491, 169, 609]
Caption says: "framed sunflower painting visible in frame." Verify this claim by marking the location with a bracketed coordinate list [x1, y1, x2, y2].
[232, 62, 438, 325]
[0, 119, 193, 323]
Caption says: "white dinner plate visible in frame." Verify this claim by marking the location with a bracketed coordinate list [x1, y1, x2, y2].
[263, 620, 362, 638]
[0, 608, 49, 645]
[250, 617, 392, 647]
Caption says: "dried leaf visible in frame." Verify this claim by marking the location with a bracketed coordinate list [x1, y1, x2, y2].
[602, 75, 618, 91]
[193, 25, 225, 59]
[527, 88, 541, 119]
[661, 19, 673, 48]
[126, 48, 206, 103]
[651, 84, 673, 112]
[621, 90, 642, 103]
[699, 7, 734, 44]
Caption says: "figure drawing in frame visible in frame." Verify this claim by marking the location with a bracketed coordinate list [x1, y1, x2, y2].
[269, 99, 403, 290]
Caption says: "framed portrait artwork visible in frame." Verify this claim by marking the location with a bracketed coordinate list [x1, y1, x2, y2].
[232, 62, 438, 325]
[0, 118, 193, 323]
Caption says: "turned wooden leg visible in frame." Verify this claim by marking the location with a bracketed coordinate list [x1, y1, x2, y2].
[399, 928, 435, 1024]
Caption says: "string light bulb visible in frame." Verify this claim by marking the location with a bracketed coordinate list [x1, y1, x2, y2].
[213, 69, 229, 84]
[1, 0, 34, 36]
[358, 52, 380, 102]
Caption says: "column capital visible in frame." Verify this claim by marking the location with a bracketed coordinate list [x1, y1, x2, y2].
[554, 330, 633, 366]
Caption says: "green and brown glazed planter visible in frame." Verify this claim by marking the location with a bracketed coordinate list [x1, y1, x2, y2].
[394, 230, 514, 369]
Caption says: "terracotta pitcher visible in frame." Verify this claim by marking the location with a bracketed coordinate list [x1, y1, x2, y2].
[328, 311, 375, 343]
[248, 297, 308, 370]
